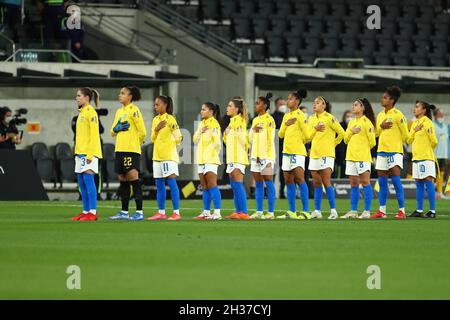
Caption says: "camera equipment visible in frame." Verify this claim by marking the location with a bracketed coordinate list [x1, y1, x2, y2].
[96, 108, 108, 116]
[9, 108, 28, 126]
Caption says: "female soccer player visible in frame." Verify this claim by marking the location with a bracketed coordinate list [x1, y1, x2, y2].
[248, 93, 276, 220]
[341, 98, 376, 219]
[224, 97, 249, 220]
[72, 87, 102, 221]
[307, 96, 345, 219]
[373, 86, 409, 219]
[277, 89, 310, 220]
[193, 102, 222, 220]
[109, 87, 147, 221]
[148, 95, 183, 221]
[407, 101, 438, 218]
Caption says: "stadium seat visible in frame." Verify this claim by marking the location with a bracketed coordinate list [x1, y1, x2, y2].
[275, 0, 292, 17]
[285, 36, 304, 60]
[270, 18, 288, 35]
[54, 142, 76, 184]
[219, 0, 237, 20]
[266, 36, 285, 61]
[288, 18, 307, 35]
[237, 0, 256, 16]
[252, 16, 270, 39]
[31, 142, 55, 182]
[232, 16, 252, 40]
[256, 0, 274, 17]
[292, 0, 311, 17]
[200, 0, 220, 21]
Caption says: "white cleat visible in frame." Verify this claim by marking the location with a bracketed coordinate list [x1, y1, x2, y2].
[310, 210, 323, 219]
[207, 213, 222, 220]
[340, 211, 358, 219]
[358, 211, 371, 219]
[328, 211, 339, 220]
[250, 212, 264, 219]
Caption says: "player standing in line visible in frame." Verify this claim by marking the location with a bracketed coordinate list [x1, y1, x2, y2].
[407, 101, 438, 218]
[72, 88, 102, 221]
[109, 87, 147, 221]
[148, 95, 183, 221]
[276, 89, 311, 220]
[340, 98, 376, 219]
[372, 86, 409, 219]
[224, 97, 250, 220]
[193, 102, 222, 220]
[248, 93, 277, 220]
[307, 96, 345, 219]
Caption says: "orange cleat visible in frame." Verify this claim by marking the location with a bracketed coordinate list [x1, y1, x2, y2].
[237, 213, 250, 220]
[394, 211, 406, 219]
[370, 211, 387, 219]
[227, 212, 241, 219]
[168, 212, 181, 221]
[79, 213, 98, 221]
[71, 213, 86, 221]
[148, 213, 167, 220]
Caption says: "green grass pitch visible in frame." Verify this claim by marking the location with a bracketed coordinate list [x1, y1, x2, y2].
[1, 198, 450, 299]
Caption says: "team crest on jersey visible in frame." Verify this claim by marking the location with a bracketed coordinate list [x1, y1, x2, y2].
[91, 117, 97, 123]
[133, 111, 138, 118]
[80, 116, 84, 122]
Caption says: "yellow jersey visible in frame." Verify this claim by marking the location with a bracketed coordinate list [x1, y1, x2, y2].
[75, 104, 102, 160]
[223, 114, 249, 165]
[110, 103, 147, 154]
[249, 113, 276, 161]
[406, 116, 438, 161]
[376, 107, 409, 153]
[344, 115, 376, 162]
[193, 116, 221, 165]
[278, 108, 309, 156]
[151, 112, 182, 162]
[307, 111, 345, 158]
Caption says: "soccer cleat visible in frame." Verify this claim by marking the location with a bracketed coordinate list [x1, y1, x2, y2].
[207, 213, 222, 220]
[147, 212, 167, 220]
[340, 211, 358, 219]
[79, 213, 98, 221]
[408, 210, 424, 218]
[168, 212, 181, 221]
[370, 211, 387, 219]
[250, 212, 264, 219]
[359, 211, 371, 219]
[394, 211, 406, 219]
[263, 213, 275, 220]
[195, 212, 211, 220]
[129, 212, 144, 221]
[109, 211, 129, 220]
[299, 211, 311, 220]
[310, 210, 323, 219]
[71, 213, 86, 221]
[227, 212, 241, 219]
[328, 211, 339, 220]
[424, 211, 436, 218]
[236, 213, 250, 220]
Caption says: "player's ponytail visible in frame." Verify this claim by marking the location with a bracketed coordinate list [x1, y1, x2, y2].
[417, 100, 436, 120]
[124, 86, 142, 102]
[204, 102, 221, 121]
[258, 92, 273, 110]
[78, 87, 100, 106]
[357, 98, 376, 127]
[292, 88, 307, 105]
[156, 95, 174, 115]
[91, 89, 100, 107]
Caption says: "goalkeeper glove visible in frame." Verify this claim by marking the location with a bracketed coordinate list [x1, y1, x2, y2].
[113, 120, 130, 133]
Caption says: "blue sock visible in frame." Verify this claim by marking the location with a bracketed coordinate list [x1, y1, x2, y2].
[209, 186, 221, 209]
[416, 181, 425, 211]
[230, 181, 241, 212]
[363, 185, 373, 211]
[265, 180, 276, 213]
[325, 186, 336, 209]
[378, 176, 388, 207]
[425, 180, 436, 211]
[286, 183, 297, 212]
[77, 174, 89, 212]
[202, 188, 211, 211]
[236, 182, 248, 214]
[255, 181, 264, 212]
[167, 178, 180, 210]
[299, 182, 309, 212]
[155, 178, 166, 210]
[82, 174, 97, 211]
[314, 187, 323, 211]
[350, 186, 359, 211]
[391, 175, 405, 209]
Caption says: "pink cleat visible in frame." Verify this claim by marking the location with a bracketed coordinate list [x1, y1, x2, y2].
[147, 212, 167, 220]
[168, 212, 181, 221]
